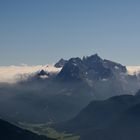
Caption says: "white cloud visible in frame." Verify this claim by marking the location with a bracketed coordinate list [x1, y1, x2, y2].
[1, 65, 139, 83]
[126, 66, 140, 75]
[0, 65, 61, 83]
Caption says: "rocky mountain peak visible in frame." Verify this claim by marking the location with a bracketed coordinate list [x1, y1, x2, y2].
[54, 59, 68, 68]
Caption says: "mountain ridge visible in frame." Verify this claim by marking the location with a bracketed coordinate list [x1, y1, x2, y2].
[55, 94, 140, 140]
[0, 54, 139, 123]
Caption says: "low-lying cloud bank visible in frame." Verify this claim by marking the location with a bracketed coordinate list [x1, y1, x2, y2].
[0, 65, 139, 83]
[0, 65, 61, 83]
[127, 66, 140, 75]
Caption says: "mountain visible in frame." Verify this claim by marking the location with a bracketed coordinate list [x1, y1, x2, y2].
[57, 54, 112, 81]
[56, 94, 140, 140]
[0, 118, 55, 140]
[54, 59, 68, 68]
[57, 54, 128, 81]
[0, 54, 139, 123]
[37, 70, 49, 76]
[103, 59, 127, 73]
[57, 54, 140, 99]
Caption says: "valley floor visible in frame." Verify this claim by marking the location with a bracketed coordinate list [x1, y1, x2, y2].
[19, 122, 80, 140]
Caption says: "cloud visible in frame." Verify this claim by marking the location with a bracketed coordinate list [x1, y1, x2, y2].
[1, 65, 140, 83]
[126, 66, 140, 75]
[0, 65, 61, 83]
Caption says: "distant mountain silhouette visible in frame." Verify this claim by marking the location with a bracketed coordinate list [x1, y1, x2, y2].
[56, 94, 140, 140]
[57, 54, 127, 81]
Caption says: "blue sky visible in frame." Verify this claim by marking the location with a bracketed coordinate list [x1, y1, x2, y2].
[0, 0, 140, 65]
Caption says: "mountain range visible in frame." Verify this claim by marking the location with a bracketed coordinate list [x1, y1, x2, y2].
[0, 54, 139, 124]
[56, 93, 140, 140]
[0, 54, 140, 140]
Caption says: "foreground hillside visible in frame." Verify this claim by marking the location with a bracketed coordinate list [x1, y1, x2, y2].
[56, 93, 140, 140]
[0, 119, 55, 140]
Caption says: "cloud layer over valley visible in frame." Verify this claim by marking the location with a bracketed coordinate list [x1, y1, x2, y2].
[0, 65, 61, 83]
[0, 64, 139, 83]
[127, 66, 140, 75]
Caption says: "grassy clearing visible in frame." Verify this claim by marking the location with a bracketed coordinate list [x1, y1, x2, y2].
[19, 122, 80, 140]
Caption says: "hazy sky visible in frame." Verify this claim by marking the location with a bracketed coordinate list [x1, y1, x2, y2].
[0, 0, 140, 66]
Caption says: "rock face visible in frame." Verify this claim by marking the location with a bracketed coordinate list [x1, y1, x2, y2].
[103, 59, 127, 73]
[54, 59, 68, 68]
[0, 119, 55, 140]
[57, 57, 86, 80]
[37, 70, 49, 76]
[57, 54, 126, 81]
[36, 70, 50, 79]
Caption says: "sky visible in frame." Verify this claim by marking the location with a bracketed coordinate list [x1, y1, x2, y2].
[0, 0, 140, 66]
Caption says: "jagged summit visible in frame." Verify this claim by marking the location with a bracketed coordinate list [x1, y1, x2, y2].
[83, 53, 102, 61]
[58, 57, 86, 80]
[36, 70, 50, 79]
[57, 54, 126, 81]
[37, 70, 49, 76]
[54, 58, 68, 68]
